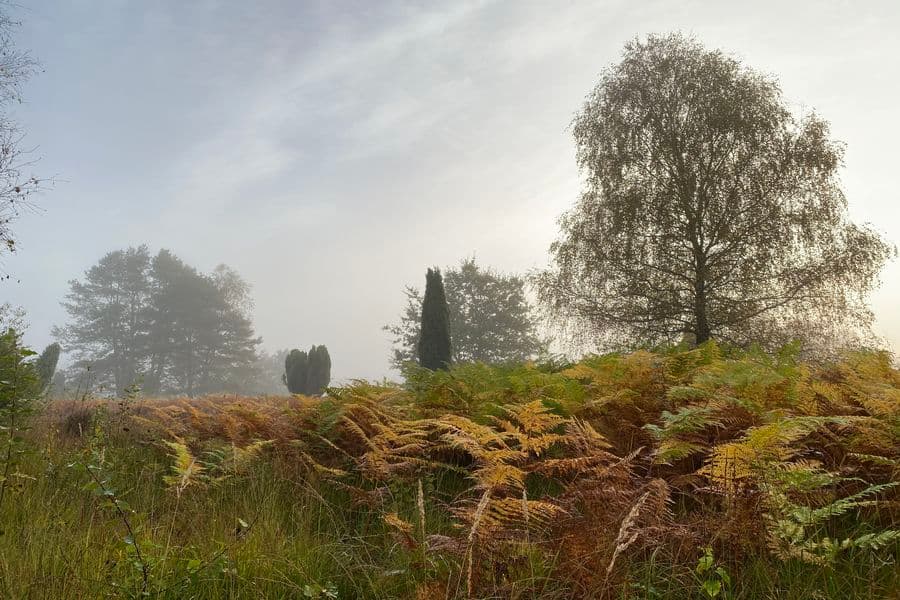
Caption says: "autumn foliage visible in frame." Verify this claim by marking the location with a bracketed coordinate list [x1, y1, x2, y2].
[87, 342, 900, 598]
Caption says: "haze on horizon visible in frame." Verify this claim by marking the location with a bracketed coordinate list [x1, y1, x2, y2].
[5, 0, 900, 382]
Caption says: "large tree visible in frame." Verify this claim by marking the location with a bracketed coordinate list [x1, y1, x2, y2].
[536, 33, 893, 351]
[54, 246, 152, 395]
[417, 268, 452, 370]
[144, 251, 260, 395]
[56, 247, 261, 396]
[387, 258, 545, 369]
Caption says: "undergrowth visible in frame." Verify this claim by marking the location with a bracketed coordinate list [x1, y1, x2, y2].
[0, 342, 897, 598]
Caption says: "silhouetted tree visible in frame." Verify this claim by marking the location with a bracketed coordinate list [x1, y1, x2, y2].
[145, 250, 260, 395]
[56, 247, 261, 396]
[54, 246, 152, 395]
[283, 345, 331, 395]
[536, 33, 893, 352]
[386, 258, 545, 369]
[307, 345, 331, 395]
[34, 342, 60, 393]
[417, 268, 452, 370]
[283, 349, 309, 395]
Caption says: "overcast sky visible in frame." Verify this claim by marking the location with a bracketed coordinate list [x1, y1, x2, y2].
[4, 0, 900, 381]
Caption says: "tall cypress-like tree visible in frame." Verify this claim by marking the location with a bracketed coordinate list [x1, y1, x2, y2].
[34, 342, 60, 394]
[283, 349, 308, 394]
[417, 268, 452, 370]
[308, 345, 331, 395]
[283, 345, 331, 395]
[385, 258, 545, 369]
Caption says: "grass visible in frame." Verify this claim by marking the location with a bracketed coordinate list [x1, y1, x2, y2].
[0, 343, 897, 598]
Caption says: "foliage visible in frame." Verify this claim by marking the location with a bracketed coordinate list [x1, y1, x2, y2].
[283, 345, 331, 395]
[253, 348, 290, 394]
[2, 344, 896, 597]
[536, 33, 893, 353]
[386, 258, 545, 369]
[0, 328, 39, 512]
[695, 547, 731, 598]
[55, 245, 152, 395]
[417, 267, 452, 371]
[0, 4, 43, 262]
[54, 246, 261, 396]
[34, 342, 60, 394]
[283, 348, 308, 395]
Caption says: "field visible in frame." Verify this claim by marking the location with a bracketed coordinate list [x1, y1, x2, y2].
[1, 343, 898, 598]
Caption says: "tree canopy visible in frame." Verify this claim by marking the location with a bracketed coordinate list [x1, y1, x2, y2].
[54, 246, 261, 396]
[536, 33, 893, 352]
[386, 259, 544, 370]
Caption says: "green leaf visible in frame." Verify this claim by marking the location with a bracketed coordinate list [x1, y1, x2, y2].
[702, 579, 721, 598]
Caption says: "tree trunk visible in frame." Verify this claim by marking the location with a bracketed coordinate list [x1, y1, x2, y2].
[694, 256, 710, 345]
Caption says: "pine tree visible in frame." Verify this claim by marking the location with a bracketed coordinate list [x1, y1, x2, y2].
[56, 247, 261, 396]
[54, 246, 152, 395]
[417, 268, 452, 370]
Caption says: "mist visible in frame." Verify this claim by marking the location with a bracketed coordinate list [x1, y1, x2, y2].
[5, 0, 900, 383]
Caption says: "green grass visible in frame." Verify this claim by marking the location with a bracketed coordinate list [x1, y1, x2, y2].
[0, 427, 894, 599]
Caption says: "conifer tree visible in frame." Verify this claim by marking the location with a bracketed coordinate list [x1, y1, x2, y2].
[386, 258, 545, 369]
[34, 342, 60, 394]
[417, 268, 452, 370]
[283, 349, 308, 394]
[283, 345, 331, 395]
[309, 345, 331, 395]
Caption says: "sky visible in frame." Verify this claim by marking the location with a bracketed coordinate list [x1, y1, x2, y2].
[4, 0, 900, 382]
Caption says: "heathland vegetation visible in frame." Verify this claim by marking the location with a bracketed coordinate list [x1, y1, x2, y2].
[0, 13, 897, 600]
[3, 345, 899, 598]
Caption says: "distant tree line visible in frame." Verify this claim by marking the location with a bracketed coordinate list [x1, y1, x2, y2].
[54, 246, 261, 396]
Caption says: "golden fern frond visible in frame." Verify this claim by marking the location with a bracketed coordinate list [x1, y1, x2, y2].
[229, 439, 274, 474]
[162, 439, 205, 495]
[530, 454, 617, 479]
[473, 463, 526, 491]
[478, 497, 565, 533]
[565, 418, 611, 452]
[501, 400, 566, 436]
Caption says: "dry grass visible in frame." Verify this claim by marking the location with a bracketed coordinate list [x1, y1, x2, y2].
[18, 343, 900, 598]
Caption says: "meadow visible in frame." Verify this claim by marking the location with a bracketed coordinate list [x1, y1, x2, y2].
[1, 342, 898, 599]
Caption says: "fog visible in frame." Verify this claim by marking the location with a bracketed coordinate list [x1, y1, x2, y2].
[6, 0, 900, 382]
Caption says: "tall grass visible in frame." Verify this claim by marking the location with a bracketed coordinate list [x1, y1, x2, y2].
[0, 342, 897, 598]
